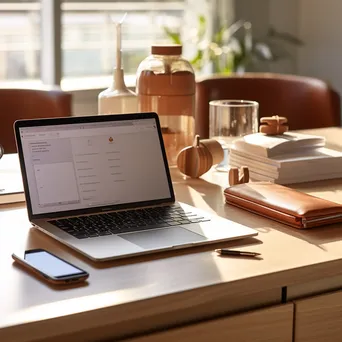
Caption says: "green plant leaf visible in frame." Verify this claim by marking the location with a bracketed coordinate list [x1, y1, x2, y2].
[222, 53, 234, 74]
[197, 14, 207, 40]
[190, 50, 204, 70]
[162, 15, 304, 74]
[213, 26, 226, 45]
[163, 27, 182, 44]
[199, 14, 206, 25]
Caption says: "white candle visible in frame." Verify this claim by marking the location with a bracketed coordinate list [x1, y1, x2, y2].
[115, 12, 127, 70]
[116, 22, 121, 70]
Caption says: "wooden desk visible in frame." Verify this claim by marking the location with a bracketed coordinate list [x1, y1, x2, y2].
[1, 128, 342, 342]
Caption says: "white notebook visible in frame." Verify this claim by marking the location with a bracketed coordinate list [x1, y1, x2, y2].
[232, 132, 325, 157]
[229, 146, 342, 184]
[230, 146, 342, 170]
[246, 168, 342, 185]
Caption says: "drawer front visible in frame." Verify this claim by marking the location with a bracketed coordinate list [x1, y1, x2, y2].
[295, 289, 342, 342]
[124, 304, 294, 342]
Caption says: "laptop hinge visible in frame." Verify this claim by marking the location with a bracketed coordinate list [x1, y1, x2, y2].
[40, 201, 177, 220]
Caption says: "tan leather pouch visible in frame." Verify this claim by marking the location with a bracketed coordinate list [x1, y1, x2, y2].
[224, 182, 342, 229]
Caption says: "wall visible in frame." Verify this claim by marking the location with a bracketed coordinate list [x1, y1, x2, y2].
[297, 0, 342, 94]
[235, 0, 342, 100]
[234, 0, 270, 38]
[268, 0, 298, 74]
[234, 0, 298, 74]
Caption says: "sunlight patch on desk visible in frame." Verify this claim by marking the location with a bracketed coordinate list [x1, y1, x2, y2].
[187, 186, 217, 215]
[2, 285, 155, 327]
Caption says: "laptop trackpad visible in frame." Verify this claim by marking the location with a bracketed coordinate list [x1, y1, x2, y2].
[119, 227, 207, 250]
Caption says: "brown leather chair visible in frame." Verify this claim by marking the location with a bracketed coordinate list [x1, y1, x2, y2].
[0, 88, 72, 153]
[196, 73, 341, 138]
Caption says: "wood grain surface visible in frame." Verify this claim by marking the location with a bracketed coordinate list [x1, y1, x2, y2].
[0, 128, 342, 342]
[294, 289, 342, 342]
[125, 304, 294, 342]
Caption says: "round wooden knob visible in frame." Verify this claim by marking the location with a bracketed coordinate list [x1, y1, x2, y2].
[177, 135, 213, 178]
[259, 115, 289, 135]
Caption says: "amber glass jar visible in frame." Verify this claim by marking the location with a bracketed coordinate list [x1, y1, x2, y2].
[136, 45, 195, 166]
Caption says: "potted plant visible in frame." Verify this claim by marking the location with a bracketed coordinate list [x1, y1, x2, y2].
[164, 15, 303, 75]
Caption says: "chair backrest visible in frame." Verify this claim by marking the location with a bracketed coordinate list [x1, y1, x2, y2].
[195, 73, 341, 138]
[0, 88, 72, 153]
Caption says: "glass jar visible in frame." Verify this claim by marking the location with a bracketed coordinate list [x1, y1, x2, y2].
[136, 45, 195, 166]
[209, 100, 259, 172]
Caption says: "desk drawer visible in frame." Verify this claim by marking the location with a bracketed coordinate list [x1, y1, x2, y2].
[294, 289, 342, 342]
[124, 304, 294, 342]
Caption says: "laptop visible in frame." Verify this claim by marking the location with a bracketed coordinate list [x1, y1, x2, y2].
[14, 112, 257, 261]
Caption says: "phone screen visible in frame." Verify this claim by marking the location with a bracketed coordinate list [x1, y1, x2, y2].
[24, 250, 86, 278]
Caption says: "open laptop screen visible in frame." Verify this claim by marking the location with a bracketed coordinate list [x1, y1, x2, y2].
[16, 114, 173, 218]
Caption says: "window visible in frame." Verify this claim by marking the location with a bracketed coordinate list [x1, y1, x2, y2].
[0, 1, 40, 82]
[61, 1, 185, 89]
[62, 1, 184, 79]
[0, 0, 213, 90]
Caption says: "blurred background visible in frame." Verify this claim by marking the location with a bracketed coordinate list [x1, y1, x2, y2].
[0, 0, 340, 116]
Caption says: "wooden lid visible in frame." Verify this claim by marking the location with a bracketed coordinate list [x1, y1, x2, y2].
[151, 45, 182, 55]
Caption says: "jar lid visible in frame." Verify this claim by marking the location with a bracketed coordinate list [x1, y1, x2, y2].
[151, 45, 182, 55]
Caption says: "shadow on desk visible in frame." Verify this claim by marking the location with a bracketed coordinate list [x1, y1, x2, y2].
[173, 175, 226, 215]
[173, 176, 274, 233]
[221, 203, 342, 253]
[12, 261, 90, 291]
[274, 221, 342, 251]
[175, 174, 342, 251]
[26, 226, 262, 269]
[291, 178, 342, 206]
[25, 174, 342, 271]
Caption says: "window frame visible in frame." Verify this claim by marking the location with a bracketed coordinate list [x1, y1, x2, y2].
[1, 0, 222, 92]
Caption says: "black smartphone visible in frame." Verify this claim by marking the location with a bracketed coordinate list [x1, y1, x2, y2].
[12, 249, 89, 285]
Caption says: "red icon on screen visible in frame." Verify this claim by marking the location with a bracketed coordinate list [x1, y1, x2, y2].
[109, 137, 113, 143]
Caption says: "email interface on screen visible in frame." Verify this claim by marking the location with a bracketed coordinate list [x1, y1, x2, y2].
[19, 118, 171, 215]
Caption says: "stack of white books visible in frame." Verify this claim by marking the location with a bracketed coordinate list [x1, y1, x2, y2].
[229, 132, 342, 184]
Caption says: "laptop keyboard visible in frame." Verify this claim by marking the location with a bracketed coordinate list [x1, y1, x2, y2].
[48, 204, 211, 239]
